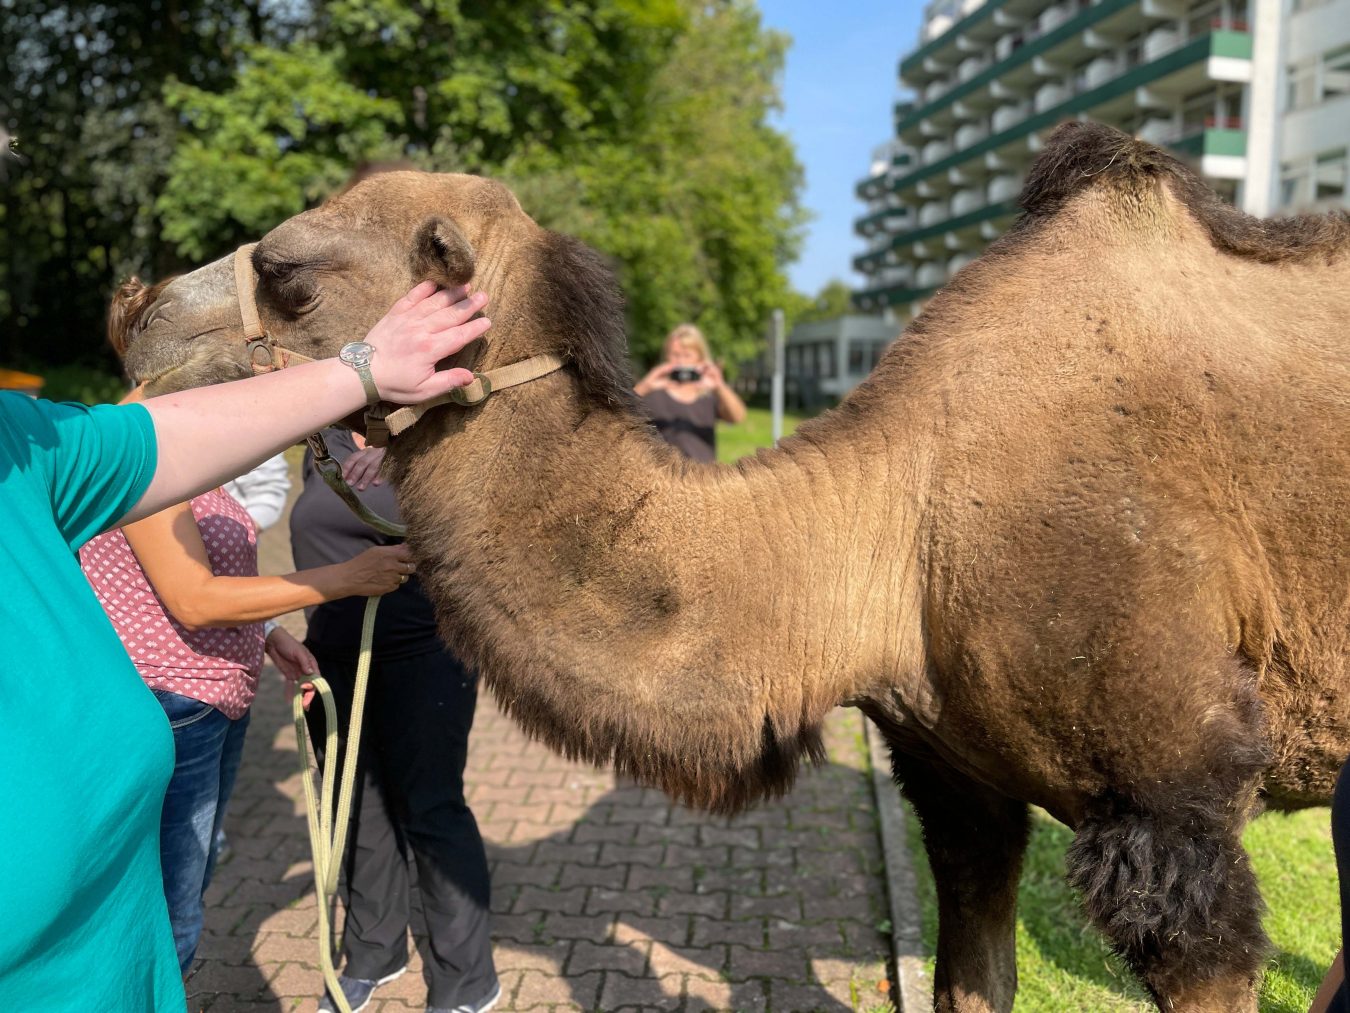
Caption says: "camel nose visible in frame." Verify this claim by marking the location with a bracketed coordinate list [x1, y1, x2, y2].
[107, 275, 175, 358]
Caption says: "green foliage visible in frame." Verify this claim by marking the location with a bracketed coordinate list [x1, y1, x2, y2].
[4, 1, 803, 378]
[29, 363, 128, 405]
[793, 279, 856, 325]
[1, 1, 267, 365]
[158, 44, 405, 260]
[902, 804, 1339, 1011]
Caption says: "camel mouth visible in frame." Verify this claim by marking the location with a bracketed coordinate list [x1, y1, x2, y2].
[108, 275, 176, 358]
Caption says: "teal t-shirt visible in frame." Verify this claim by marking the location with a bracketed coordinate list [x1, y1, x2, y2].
[0, 394, 183, 1010]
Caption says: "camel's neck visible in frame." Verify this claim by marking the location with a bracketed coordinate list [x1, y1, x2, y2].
[389, 370, 928, 811]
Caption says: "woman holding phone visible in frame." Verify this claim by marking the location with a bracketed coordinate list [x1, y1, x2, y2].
[634, 323, 746, 462]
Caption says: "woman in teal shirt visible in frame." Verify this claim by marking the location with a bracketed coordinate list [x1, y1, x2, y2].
[0, 280, 490, 1010]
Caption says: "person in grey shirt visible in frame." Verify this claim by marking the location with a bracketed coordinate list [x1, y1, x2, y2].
[291, 428, 498, 1013]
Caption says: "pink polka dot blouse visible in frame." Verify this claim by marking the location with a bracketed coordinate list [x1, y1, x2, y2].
[80, 488, 265, 720]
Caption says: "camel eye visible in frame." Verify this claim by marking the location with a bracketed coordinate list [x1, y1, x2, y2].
[259, 261, 321, 315]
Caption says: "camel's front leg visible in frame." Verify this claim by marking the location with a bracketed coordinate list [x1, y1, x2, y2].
[889, 749, 1030, 1013]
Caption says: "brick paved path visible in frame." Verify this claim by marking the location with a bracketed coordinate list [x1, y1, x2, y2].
[186, 465, 895, 1013]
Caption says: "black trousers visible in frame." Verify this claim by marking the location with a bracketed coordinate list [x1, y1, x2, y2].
[1331, 758, 1350, 1013]
[305, 643, 495, 1008]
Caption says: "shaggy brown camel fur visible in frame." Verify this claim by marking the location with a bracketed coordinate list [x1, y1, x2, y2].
[112, 123, 1349, 1013]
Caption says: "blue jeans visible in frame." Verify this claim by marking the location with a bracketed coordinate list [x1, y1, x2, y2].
[153, 690, 250, 975]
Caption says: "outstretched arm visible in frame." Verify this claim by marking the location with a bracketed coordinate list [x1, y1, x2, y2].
[120, 282, 488, 524]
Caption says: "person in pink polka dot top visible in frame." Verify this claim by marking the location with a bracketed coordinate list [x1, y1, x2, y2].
[79, 413, 416, 983]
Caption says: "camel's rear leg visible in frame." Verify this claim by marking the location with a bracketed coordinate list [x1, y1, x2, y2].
[890, 750, 1029, 1013]
[1067, 786, 1269, 1012]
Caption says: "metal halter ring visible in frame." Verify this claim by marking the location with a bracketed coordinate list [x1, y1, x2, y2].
[246, 338, 277, 371]
[447, 372, 493, 406]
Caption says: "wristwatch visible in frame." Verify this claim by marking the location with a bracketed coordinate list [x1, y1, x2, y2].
[338, 341, 380, 404]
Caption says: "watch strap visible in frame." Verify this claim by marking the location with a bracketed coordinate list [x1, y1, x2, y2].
[355, 362, 380, 404]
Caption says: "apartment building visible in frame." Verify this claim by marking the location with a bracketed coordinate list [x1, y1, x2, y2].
[853, 0, 1350, 318]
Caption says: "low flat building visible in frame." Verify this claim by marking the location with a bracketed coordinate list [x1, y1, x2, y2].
[785, 315, 901, 404]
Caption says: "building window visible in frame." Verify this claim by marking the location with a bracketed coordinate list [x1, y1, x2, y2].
[816, 342, 836, 379]
[848, 342, 867, 376]
[1288, 44, 1350, 111]
[1315, 149, 1348, 203]
[1281, 147, 1348, 209]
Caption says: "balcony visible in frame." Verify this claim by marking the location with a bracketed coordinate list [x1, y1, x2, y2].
[887, 30, 1250, 198]
[922, 139, 953, 165]
[918, 202, 949, 228]
[991, 102, 1030, 132]
[1142, 27, 1181, 62]
[896, 0, 1138, 135]
[954, 122, 989, 149]
[1034, 81, 1070, 112]
[916, 262, 949, 288]
[899, 0, 1007, 84]
[855, 203, 910, 237]
[951, 188, 984, 216]
[987, 175, 1021, 201]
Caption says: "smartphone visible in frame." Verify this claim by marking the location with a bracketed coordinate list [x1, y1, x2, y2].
[668, 366, 702, 383]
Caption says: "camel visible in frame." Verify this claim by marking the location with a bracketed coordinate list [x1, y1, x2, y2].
[110, 122, 1350, 1012]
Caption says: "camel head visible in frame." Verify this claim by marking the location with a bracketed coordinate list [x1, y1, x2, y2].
[111, 171, 634, 409]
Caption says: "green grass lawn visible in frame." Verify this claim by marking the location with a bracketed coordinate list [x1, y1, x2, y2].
[905, 806, 1339, 1011]
[716, 404, 806, 463]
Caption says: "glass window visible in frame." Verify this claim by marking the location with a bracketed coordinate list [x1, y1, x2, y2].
[1325, 44, 1350, 101]
[1288, 58, 1319, 110]
[1314, 148, 1347, 203]
[787, 346, 802, 376]
[848, 342, 867, 375]
[816, 343, 836, 379]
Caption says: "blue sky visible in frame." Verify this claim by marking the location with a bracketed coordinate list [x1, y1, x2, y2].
[756, 1, 923, 295]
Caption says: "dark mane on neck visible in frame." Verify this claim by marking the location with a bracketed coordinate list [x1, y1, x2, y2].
[1013, 121, 1350, 263]
[529, 230, 637, 410]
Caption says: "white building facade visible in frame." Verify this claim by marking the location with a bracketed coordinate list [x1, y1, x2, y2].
[853, 0, 1350, 319]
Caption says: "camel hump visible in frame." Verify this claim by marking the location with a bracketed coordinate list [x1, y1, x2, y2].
[1016, 121, 1350, 264]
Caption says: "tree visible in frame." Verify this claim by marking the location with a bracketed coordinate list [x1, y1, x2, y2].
[1, 0, 804, 375]
[792, 279, 855, 325]
[0, 1, 271, 365]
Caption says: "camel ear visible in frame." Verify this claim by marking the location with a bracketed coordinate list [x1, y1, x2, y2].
[412, 216, 475, 287]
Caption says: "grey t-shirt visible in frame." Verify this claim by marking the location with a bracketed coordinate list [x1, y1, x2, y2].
[288, 429, 441, 659]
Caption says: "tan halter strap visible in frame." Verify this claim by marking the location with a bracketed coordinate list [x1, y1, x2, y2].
[231, 243, 562, 445]
[233, 243, 316, 371]
[382, 353, 565, 437]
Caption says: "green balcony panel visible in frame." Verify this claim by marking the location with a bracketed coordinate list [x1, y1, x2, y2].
[897, 0, 1139, 134]
[1170, 127, 1248, 159]
[853, 282, 942, 310]
[1211, 29, 1254, 59]
[899, 0, 1009, 80]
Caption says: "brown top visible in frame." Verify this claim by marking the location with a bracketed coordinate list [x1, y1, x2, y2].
[640, 388, 717, 462]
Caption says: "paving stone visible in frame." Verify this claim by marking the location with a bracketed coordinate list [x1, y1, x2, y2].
[645, 940, 728, 979]
[565, 939, 649, 976]
[513, 968, 602, 1009]
[513, 885, 588, 916]
[726, 943, 812, 983]
[493, 941, 572, 973]
[558, 862, 628, 890]
[597, 971, 683, 1010]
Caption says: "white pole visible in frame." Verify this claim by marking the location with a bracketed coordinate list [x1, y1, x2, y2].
[770, 308, 785, 445]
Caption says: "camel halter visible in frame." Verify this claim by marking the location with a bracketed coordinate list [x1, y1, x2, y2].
[232, 243, 564, 446]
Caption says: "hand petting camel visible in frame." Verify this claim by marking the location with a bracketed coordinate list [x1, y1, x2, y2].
[109, 122, 1350, 1013]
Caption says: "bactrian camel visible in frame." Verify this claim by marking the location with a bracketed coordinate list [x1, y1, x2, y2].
[111, 123, 1350, 1012]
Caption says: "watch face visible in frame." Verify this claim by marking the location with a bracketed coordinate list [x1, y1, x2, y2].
[340, 342, 373, 368]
